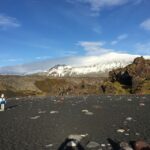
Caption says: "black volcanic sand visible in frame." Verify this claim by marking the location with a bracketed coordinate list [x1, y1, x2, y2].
[0, 95, 150, 150]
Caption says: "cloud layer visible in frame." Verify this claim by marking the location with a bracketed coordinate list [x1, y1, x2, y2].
[111, 34, 128, 45]
[135, 42, 150, 54]
[0, 14, 20, 29]
[140, 18, 150, 31]
[67, 0, 142, 15]
[78, 41, 114, 55]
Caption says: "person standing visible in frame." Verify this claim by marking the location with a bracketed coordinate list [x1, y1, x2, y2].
[0, 94, 6, 111]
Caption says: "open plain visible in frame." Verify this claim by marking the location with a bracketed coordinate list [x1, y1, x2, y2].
[0, 95, 150, 150]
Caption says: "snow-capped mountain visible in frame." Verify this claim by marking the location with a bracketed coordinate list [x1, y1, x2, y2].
[48, 62, 125, 77]
[47, 52, 150, 77]
[0, 52, 149, 76]
[48, 65, 72, 77]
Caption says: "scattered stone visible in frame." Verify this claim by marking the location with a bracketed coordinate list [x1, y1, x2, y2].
[117, 129, 125, 133]
[125, 133, 130, 136]
[82, 109, 89, 113]
[81, 133, 89, 137]
[126, 117, 133, 121]
[101, 144, 106, 147]
[139, 103, 145, 106]
[85, 112, 94, 115]
[67, 141, 77, 147]
[60, 134, 89, 149]
[120, 142, 133, 150]
[30, 116, 40, 120]
[135, 132, 140, 136]
[45, 144, 53, 148]
[50, 111, 59, 114]
[82, 109, 94, 115]
[128, 99, 132, 102]
[68, 134, 85, 141]
[87, 141, 100, 149]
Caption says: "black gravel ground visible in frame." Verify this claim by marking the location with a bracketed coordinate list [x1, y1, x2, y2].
[0, 95, 150, 150]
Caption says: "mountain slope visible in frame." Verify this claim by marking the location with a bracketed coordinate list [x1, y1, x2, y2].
[0, 56, 149, 97]
[47, 53, 149, 77]
[0, 52, 149, 76]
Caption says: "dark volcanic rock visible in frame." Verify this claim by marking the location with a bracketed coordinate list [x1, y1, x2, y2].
[58, 134, 89, 150]
[134, 140, 150, 150]
[108, 57, 150, 94]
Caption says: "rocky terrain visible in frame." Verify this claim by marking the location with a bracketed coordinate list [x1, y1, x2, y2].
[0, 57, 149, 98]
[0, 57, 149, 150]
[106, 57, 150, 94]
[0, 95, 150, 150]
[0, 75, 105, 98]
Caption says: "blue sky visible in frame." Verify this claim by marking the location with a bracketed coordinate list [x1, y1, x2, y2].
[0, 0, 150, 66]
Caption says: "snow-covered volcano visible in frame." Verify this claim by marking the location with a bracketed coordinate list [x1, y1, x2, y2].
[47, 52, 149, 77]
[0, 52, 149, 76]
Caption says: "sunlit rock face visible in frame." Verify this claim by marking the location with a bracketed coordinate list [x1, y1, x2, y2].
[108, 57, 150, 94]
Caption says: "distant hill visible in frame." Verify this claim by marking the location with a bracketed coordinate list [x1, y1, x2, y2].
[0, 75, 104, 98]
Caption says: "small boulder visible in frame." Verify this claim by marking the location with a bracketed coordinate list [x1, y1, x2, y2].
[120, 142, 133, 150]
[86, 141, 100, 149]
[58, 134, 89, 150]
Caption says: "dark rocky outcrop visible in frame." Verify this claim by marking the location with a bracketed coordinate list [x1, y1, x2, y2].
[108, 57, 150, 94]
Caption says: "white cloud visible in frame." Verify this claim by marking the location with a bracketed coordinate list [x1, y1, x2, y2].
[63, 51, 78, 56]
[86, 0, 128, 11]
[111, 34, 128, 45]
[0, 14, 20, 29]
[111, 40, 118, 45]
[1, 58, 23, 62]
[35, 51, 77, 61]
[135, 42, 150, 55]
[36, 56, 52, 60]
[78, 41, 114, 55]
[117, 34, 128, 40]
[1, 52, 147, 74]
[67, 0, 142, 15]
[140, 18, 150, 31]
[93, 25, 102, 34]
